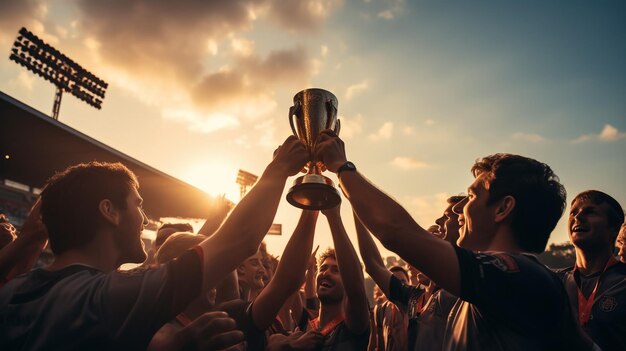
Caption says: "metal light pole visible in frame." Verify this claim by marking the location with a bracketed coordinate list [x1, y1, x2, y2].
[9, 27, 108, 120]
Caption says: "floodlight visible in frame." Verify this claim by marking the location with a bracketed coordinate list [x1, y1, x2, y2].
[8, 27, 108, 120]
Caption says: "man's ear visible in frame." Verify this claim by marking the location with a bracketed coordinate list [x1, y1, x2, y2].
[494, 196, 516, 223]
[236, 265, 246, 276]
[99, 199, 120, 226]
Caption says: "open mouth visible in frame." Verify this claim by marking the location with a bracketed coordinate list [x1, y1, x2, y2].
[318, 280, 333, 289]
[571, 225, 589, 233]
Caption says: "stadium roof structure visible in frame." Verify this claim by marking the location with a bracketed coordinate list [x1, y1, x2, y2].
[0, 90, 227, 222]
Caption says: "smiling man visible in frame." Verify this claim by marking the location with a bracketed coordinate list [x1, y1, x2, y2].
[316, 130, 595, 351]
[557, 190, 626, 351]
[0, 135, 309, 350]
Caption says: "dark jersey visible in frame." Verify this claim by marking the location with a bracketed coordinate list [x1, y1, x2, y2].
[0, 248, 202, 350]
[443, 246, 590, 351]
[304, 320, 369, 351]
[557, 261, 626, 351]
[388, 274, 426, 351]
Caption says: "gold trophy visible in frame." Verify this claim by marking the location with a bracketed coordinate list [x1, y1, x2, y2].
[286, 88, 341, 210]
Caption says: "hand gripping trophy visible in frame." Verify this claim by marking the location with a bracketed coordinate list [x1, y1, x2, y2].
[286, 88, 341, 210]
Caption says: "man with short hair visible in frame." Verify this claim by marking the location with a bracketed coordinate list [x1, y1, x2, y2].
[154, 222, 194, 251]
[303, 206, 370, 350]
[557, 190, 626, 351]
[316, 130, 594, 350]
[0, 135, 309, 350]
[435, 195, 465, 245]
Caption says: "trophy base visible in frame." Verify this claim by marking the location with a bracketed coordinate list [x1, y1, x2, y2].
[286, 174, 341, 210]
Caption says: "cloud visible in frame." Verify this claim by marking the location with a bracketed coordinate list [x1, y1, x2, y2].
[267, 0, 344, 32]
[0, 0, 42, 40]
[162, 108, 240, 134]
[345, 80, 369, 100]
[338, 113, 364, 139]
[573, 124, 626, 143]
[369, 122, 393, 140]
[512, 132, 545, 143]
[391, 156, 431, 170]
[399, 192, 449, 226]
[376, 0, 406, 20]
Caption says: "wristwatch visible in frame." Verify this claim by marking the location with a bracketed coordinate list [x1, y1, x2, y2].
[337, 161, 357, 177]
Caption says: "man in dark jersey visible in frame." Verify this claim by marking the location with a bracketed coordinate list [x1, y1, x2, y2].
[0, 135, 309, 350]
[316, 130, 595, 351]
[303, 205, 370, 350]
[557, 190, 626, 351]
[355, 212, 419, 351]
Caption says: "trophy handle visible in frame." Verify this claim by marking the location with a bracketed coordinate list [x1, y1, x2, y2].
[289, 102, 301, 136]
[335, 119, 341, 135]
[325, 100, 338, 132]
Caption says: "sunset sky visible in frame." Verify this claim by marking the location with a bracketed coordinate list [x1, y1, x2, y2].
[1, 0, 624, 258]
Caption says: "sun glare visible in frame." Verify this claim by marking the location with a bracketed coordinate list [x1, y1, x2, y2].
[180, 163, 242, 203]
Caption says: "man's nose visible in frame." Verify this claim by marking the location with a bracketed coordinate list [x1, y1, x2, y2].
[452, 197, 468, 215]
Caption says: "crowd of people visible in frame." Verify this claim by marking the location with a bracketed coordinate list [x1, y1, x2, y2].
[0, 131, 624, 350]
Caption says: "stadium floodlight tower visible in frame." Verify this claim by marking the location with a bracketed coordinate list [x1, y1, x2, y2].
[236, 169, 259, 200]
[9, 27, 108, 120]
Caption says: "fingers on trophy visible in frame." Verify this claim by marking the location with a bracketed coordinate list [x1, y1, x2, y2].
[286, 88, 341, 210]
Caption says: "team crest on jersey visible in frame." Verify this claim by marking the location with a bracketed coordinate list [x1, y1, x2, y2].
[476, 253, 520, 273]
[599, 295, 617, 312]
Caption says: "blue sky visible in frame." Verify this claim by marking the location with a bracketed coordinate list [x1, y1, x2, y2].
[1, 0, 624, 257]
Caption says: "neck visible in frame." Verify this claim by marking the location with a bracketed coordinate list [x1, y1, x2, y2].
[484, 227, 524, 253]
[47, 231, 119, 272]
[319, 300, 343, 327]
[575, 247, 614, 276]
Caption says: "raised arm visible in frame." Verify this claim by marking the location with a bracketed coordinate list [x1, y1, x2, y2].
[198, 135, 308, 292]
[353, 211, 394, 298]
[0, 200, 48, 285]
[252, 210, 319, 330]
[323, 206, 370, 334]
[316, 131, 460, 296]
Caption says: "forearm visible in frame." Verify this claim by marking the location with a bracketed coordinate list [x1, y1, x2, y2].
[340, 172, 424, 249]
[339, 171, 460, 296]
[273, 211, 318, 293]
[354, 211, 392, 296]
[253, 210, 318, 329]
[199, 166, 288, 289]
[326, 211, 369, 332]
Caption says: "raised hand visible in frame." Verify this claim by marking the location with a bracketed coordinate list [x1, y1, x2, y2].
[269, 135, 309, 178]
[314, 130, 347, 173]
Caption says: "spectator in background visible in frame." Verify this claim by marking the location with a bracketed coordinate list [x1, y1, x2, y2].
[557, 190, 626, 351]
[316, 130, 594, 350]
[222, 210, 323, 351]
[0, 135, 309, 350]
[301, 206, 370, 351]
[154, 222, 194, 252]
[355, 212, 414, 351]
[435, 195, 465, 245]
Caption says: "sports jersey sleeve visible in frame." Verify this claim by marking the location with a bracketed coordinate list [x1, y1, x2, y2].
[388, 274, 425, 315]
[100, 247, 203, 348]
[454, 246, 564, 335]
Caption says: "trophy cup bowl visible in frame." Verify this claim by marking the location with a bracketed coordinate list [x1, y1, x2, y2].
[286, 88, 341, 210]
